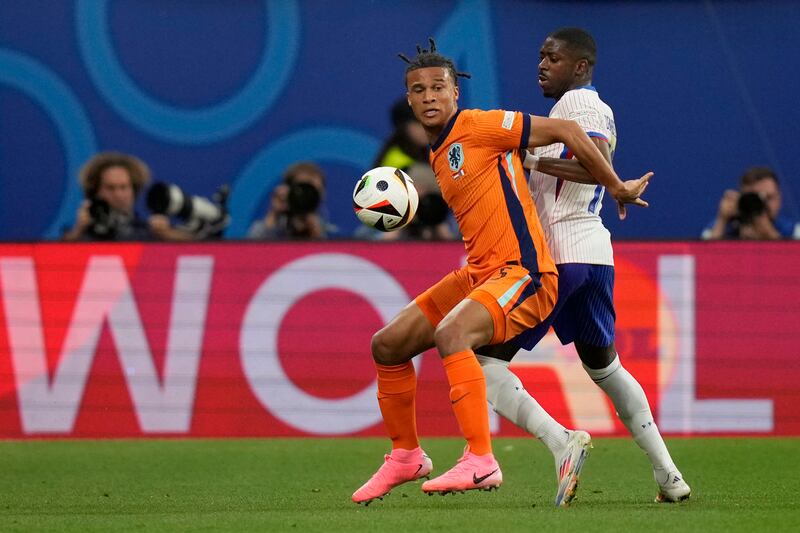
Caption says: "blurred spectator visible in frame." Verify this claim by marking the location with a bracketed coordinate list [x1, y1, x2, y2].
[248, 161, 336, 240]
[396, 163, 458, 241]
[354, 98, 459, 241]
[354, 97, 457, 241]
[702, 166, 799, 240]
[62, 152, 193, 242]
[372, 97, 429, 170]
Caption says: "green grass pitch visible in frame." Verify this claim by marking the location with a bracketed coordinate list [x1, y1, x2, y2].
[1, 437, 798, 531]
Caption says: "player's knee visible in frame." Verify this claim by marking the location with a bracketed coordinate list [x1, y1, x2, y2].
[433, 317, 464, 357]
[371, 327, 404, 365]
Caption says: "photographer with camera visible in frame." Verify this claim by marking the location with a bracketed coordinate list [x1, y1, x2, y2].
[355, 98, 456, 242]
[247, 161, 335, 240]
[62, 152, 196, 242]
[702, 166, 799, 240]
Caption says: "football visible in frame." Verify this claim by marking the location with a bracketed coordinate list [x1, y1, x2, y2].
[352, 167, 419, 232]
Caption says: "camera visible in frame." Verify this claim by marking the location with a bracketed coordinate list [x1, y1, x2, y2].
[87, 197, 128, 240]
[737, 192, 767, 224]
[146, 182, 230, 239]
[287, 182, 321, 216]
[283, 182, 322, 238]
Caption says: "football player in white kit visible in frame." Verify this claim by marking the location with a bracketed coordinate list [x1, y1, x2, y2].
[476, 27, 691, 504]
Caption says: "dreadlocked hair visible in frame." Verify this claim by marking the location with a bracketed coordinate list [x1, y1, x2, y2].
[398, 38, 471, 86]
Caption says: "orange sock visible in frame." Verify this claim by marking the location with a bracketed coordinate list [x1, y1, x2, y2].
[442, 350, 492, 456]
[376, 362, 419, 450]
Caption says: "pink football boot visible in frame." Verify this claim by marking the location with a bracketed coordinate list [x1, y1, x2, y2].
[352, 447, 433, 505]
[421, 447, 502, 495]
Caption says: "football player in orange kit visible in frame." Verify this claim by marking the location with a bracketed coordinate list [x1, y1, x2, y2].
[352, 40, 650, 505]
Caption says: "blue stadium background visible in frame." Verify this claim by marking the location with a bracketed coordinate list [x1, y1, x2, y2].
[1, 0, 797, 241]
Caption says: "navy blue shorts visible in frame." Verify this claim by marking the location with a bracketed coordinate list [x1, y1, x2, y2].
[510, 263, 616, 349]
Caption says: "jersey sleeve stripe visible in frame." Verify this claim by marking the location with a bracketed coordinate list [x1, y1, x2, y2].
[497, 157, 540, 274]
[587, 131, 609, 142]
[519, 113, 531, 151]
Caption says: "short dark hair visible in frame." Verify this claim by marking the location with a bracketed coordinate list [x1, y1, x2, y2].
[399, 38, 471, 87]
[548, 27, 597, 66]
[740, 166, 779, 187]
[79, 152, 150, 199]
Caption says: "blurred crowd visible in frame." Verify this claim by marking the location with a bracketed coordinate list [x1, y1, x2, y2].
[61, 102, 797, 244]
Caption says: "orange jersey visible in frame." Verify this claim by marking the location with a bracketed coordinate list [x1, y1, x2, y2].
[429, 109, 556, 281]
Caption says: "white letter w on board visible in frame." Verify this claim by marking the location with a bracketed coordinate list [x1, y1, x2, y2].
[0, 255, 213, 434]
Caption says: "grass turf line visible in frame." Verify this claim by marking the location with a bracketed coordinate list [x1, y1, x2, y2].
[1, 437, 798, 532]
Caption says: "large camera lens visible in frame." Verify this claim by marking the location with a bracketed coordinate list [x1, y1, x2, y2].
[737, 192, 766, 223]
[146, 183, 169, 214]
[287, 182, 321, 215]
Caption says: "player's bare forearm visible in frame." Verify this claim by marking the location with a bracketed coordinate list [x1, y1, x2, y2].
[524, 154, 597, 184]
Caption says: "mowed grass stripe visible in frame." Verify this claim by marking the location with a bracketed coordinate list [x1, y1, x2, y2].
[0, 437, 798, 532]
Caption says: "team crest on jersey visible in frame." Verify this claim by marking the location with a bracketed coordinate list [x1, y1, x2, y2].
[447, 143, 464, 173]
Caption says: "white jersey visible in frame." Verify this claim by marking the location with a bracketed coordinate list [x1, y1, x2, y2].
[529, 86, 617, 265]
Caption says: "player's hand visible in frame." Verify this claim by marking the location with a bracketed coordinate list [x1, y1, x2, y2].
[613, 172, 652, 220]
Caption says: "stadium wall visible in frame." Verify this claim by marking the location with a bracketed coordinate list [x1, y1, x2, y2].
[0, 241, 797, 438]
[1, 0, 799, 241]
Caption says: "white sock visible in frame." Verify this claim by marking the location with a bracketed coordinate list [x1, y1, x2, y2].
[477, 355, 569, 454]
[584, 355, 676, 473]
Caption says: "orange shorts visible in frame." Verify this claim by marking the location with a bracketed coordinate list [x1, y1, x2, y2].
[415, 264, 557, 345]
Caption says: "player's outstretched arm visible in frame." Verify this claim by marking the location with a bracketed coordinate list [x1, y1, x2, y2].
[527, 116, 622, 190]
[524, 131, 614, 185]
[524, 152, 596, 184]
[524, 152, 653, 214]
[527, 116, 650, 218]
